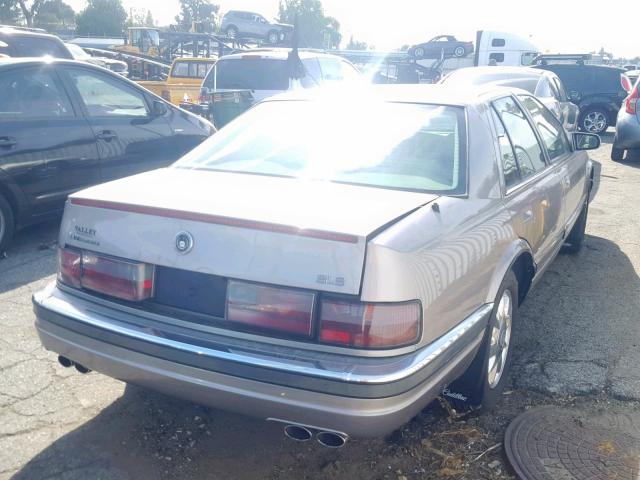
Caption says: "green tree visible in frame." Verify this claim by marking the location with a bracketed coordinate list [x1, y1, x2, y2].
[0, 0, 22, 25]
[34, 0, 75, 29]
[76, 0, 126, 36]
[15, 0, 45, 27]
[347, 36, 367, 50]
[126, 8, 154, 27]
[175, 0, 219, 32]
[278, 0, 342, 49]
[144, 9, 154, 27]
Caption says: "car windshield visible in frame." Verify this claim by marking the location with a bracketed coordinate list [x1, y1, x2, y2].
[175, 99, 467, 194]
[205, 58, 289, 90]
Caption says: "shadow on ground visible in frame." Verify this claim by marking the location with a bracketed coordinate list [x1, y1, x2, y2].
[513, 234, 640, 398]
[0, 220, 59, 294]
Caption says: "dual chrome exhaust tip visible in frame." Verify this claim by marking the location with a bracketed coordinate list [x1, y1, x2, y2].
[58, 355, 91, 374]
[283, 424, 348, 448]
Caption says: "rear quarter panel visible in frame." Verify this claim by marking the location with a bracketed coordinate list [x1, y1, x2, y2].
[361, 104, 521, 346]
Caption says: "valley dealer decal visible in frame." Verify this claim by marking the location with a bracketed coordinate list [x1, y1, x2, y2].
[70, 225, 100, 247]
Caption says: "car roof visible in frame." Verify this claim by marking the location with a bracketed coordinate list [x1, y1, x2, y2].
[173, 57, 216, 63]
[0, 57, 123, 72]
[534, 63, 625, 73]
[448, 66, 547, 78]
[262, 84, 529, 108]
[0, 27, 62, 40]
[216, 49, 346, 61]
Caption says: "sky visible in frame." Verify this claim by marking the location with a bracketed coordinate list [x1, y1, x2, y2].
[65, 0, 640, 58]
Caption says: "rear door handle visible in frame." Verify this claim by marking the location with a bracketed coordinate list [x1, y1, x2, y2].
[0, 137, 17, 148]
[96, 130, 117, 141]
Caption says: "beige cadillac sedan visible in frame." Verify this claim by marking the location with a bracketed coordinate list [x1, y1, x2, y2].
[33, 85, 598, 447]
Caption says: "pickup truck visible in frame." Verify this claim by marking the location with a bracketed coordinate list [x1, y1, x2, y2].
[137, 57, 215, 105]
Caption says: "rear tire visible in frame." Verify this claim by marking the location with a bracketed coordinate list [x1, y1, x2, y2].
[225, 26, 238, 39]
[563, 199, 588, 254]
[579, 107, 609, 134]
[444, 271, 518, 412]
[267, 30, 279, 44]
[611, 146, 625, 161]
[0, 193, 15, 254]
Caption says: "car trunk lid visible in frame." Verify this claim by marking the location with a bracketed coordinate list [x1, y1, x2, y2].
[63, 168, 438, 295]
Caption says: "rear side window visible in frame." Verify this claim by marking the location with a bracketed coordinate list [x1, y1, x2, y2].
[209, 58, 289, 90]
[491, 38, 506, 47]
[493, 96, 546, 179]
[318, 58, 359, 82]
[546, 66, 583, 92]
[0, 68, 73, 119]
[301, 58, 322, 88]
[318, 58, 344, 81]
[519, 96, 571, 162]
[491, 109, 520, 188]
[6, 35, 70, 59]
[593, 68, 624, 93]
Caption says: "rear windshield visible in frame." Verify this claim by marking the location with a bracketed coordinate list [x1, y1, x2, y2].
[204, 58, 289, 90]
[5, 35, 70, 59]
[175, 100, 467, 195]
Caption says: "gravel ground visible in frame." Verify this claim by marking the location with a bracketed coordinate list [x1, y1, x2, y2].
[1, 134, 639, 480]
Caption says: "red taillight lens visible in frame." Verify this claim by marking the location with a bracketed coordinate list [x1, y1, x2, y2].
[626, 86, 639, 114]
[621, 74, 633, 93]
[319, 299, 421, 349]
[57, 247, 154, 302]
[226, 281, 315, 336]
[58, 248, 81, 288]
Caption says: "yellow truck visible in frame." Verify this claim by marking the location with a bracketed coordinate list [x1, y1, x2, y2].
[137, 57, 216, 105]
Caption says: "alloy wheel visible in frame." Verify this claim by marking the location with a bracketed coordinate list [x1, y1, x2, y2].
[487, 289, 513, 389]
[583, 111, 607, 133]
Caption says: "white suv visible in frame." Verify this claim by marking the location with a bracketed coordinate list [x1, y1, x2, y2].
[201, 49, 361, 103]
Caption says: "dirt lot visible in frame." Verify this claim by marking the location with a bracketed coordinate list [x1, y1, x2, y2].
[1, 134, 639, 480]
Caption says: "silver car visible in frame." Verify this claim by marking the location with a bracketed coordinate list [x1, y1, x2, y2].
[612, 78, 640, 161]
[220, 10, 293, 44]
[441, 66, 580, 131]
[33, 86, 598, 444]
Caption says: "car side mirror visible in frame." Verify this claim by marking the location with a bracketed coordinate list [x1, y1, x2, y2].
[151, 100, 168, 116]
[568, 90, 581, 101]
[574, 132, 600, 151]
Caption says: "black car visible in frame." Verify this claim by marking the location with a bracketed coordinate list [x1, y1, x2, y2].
[408, 35, 474, 60]
[534, 63, 627, 134]
[0, 27, 73, 59]
[0, 59, 215, 252]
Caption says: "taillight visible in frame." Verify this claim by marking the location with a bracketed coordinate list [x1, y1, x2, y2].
[226, 281, 315, 336]
[57, 247, 154, 302]
[58, 248, 81, 288]
[319, 299, 421, 349]
[626, 86, 639, 114]
[621, 74, 633, 93]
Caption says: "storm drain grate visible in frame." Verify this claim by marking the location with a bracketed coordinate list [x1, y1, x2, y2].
[504, 406, 640, 480]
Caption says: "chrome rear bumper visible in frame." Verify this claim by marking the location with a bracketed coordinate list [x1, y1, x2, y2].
[33, 284, 491, 437]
